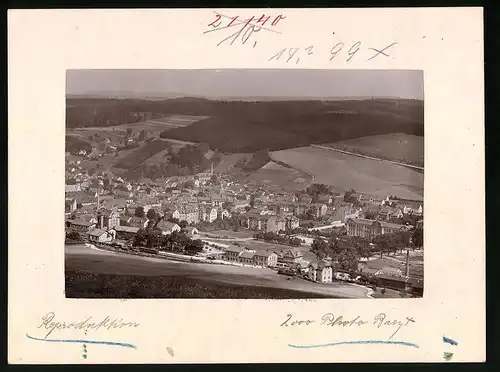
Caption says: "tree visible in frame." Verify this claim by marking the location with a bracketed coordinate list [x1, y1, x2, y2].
[146, 208, 157, 220]
[133, 228, 148, 247]
[135, 206, 145, 218]
[126, 128, 133, 136]
[66, 231, 82, 242]
[311, 238, 329, 261]
[337, 248, 359, 272]
[412, 227, 423, 248]
[185, 239, 204, 254]
[103, 178, 110, 189]
[179, 220, 188, 228]
[146, 228, 162, 248]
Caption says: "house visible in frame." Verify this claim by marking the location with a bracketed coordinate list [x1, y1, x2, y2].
[96, 208, 120, 230]
[253, 250, 278, 267]
[120, 215, 133, 226]
[66, 219, 96, 233]
[184, 227, 199, 237]
[345, 218, 375, 238]
[402, 202, 423, 215]
[219, 209, 231, 219]
[369, 196, 385, 206]
[104, 198, 128, 213]
[243, 209, 269, 231]
[65, 182, 81, 193]
[308, 261, 333, 283]
[311, 203, 328, 218]
[286, 216, 300, 230]
[281, 248, 303, 264]
[346, 218, 410, 238]
[128, 216, 149, 229]
[266, 216, 287, 233]
[156, 220, 181, 235]
[77, 213, 98, 226]
[238, 251, 255, 265]
[88, 228, 116, 243]
[114, 225, 140, 240]
[201, 207, 218, 223]
[67, 191, 98, 207]
[224, 245, 243, 261]
[172, 204, 200, 225]
[234, 199, 250, 210]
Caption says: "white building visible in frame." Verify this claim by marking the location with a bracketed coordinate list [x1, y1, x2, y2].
[88, 228, 116, 243]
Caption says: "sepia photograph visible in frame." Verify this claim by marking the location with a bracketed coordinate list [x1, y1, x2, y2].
[64, 69, 424, 299]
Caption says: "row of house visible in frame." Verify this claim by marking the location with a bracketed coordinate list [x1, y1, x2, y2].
[242, 210, 300, 233]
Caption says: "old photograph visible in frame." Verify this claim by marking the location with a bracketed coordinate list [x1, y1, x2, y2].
[64, 69, 424, 299]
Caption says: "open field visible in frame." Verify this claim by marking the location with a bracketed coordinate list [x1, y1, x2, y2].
[213, 153, 252, 173]
[324, 133, 424, 168]
[71, 114, 207, 135]
[248, 161, 313, 192]
[65, 244, 370, 298]
[271, 146, 423, 200]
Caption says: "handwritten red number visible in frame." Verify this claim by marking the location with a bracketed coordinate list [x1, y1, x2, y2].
[227, 16, 239, 27]
[256, 14, 270, 26]
[271, 15, 286, 26]
[208, 14, 222, 28]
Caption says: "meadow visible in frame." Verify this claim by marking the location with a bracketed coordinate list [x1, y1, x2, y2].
[247, 161, 313, 192]
[270, 146, 423, 200]
[325, 133, 424, 168]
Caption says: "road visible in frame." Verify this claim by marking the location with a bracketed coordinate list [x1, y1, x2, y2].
[65, 244, 371, 299]
[311, 144, 424, 171]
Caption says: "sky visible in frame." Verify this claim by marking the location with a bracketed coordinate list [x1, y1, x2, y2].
[66, 69, 424, 100]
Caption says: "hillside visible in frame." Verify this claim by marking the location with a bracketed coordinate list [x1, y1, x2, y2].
[325, 133, 424, 168]
[270, 146, 423, 200]
[67, 97, 424, 153]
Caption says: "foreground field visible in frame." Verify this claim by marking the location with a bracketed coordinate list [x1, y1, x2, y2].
[65, 244, 370, 298]
[271, 146, 423, 200]
[325, 133, 424, 168]
[66, 271, 332, 299]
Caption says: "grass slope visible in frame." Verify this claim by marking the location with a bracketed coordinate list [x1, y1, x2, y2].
[326, 133, 424, 168]
[271, 146, 423, 200]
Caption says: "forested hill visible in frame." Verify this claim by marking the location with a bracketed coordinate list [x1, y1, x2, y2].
[66, 97, 424, 153]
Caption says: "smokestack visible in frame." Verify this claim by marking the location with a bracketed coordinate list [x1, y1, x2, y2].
[405, 249, 410, 277]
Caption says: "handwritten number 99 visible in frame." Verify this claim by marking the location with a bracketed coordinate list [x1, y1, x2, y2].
[330, 42, 344, 61]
